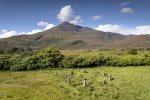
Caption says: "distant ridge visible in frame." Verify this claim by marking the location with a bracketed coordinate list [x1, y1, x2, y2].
[0, 22, 150, 51]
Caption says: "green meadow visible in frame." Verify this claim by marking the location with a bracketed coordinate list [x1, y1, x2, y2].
[0, 66, 150, 100]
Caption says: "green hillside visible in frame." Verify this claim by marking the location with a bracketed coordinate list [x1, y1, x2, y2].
[0, 22, 150, 54]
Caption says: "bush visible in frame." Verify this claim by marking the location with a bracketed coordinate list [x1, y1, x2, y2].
[1, 49, 150, 71]
[127, 49, 138, 55]
[10, 63, 26, 71]
[0, 55, 11, 70]
[61, 55, 77, 68]
[104, 56, 120, 66]
[35, 47, 64, 68]
[61, 54, 105, 68]
[10, 47, 64, 71]
[61, 50, 150, 68]
[9, 55, 22, 66]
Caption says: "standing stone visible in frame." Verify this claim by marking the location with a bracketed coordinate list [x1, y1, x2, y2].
[71, 71, 74, 75]
[83, 79, 87, 87]
[102, 71, 107, 77]
[102, 78, 107, 86]
[67, 77, 70, 83]
[109, 75, 113, 81]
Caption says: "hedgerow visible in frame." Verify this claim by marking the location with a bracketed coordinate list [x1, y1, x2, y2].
[0, 48, 149, 71]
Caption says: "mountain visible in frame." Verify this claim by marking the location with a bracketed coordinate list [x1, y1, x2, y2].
[0, 22, 149, 52]
[109, 35, 150, 48]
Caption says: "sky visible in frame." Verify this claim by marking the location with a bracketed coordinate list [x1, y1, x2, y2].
[0, 0, 150, 38]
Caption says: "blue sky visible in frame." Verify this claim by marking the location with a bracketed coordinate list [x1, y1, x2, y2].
[0, 0, 150, 38]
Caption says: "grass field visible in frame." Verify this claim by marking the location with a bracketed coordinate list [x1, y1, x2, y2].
[0, 66, 150, 100]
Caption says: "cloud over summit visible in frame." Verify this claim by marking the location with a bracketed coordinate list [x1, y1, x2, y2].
[57, 5, 82, 24]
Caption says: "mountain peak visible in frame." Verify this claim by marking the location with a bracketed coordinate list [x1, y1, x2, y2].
[52, 22, 82, 32]
[59, 22, 82, 28]
[61, 22, 72, 25]
[51, 22, 96, 32]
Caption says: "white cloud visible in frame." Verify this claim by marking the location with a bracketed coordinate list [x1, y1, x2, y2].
[0, 30, 18, 38]
[0, 21, 55, 38]
[57, 5, 73, 22]
[95, 24, 150, 35]
[37, 21, 55, 30]
[121, 7, 134, 14]
[133, 26, 150, 35]
[18, 21, 55, 35]
[92, 16, 102, 20]
[57, 5, 82, 24]
[44, 24, 55, 30]
[96, 24, 121, 32]
[37, 21, 49, 27]
[0, 29, 43, 38]
[121, 1, 131, 7]
[19, 29, 43, 35]
[19, 21, 55, 35]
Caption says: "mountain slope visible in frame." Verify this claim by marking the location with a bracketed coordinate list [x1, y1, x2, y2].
[0, 22, 149, 52]
[109, 35, 150, 48]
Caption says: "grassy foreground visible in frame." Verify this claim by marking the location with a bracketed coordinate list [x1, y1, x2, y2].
[0, 66, 150, 100]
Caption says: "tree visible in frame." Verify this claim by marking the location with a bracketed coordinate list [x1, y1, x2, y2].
[36, 47, 64, 68]
[10, 47, 64, 71]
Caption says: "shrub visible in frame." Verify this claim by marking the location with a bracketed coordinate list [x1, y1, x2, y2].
[61, 54, 105, 68]
[9, 55, 22, 66]
[127, 49, 138, 55]
[1, 49, 150, 71]
[104, 56, 120, 66]
[61, 55, 77, 68]
[10, 47, 64, 71]
[0, 55, 11, 70]
[21, 56, 39, 70]
[61, 51, 149, 68]
[35, 47, 64, 68]
[10, 63, 27, 71]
